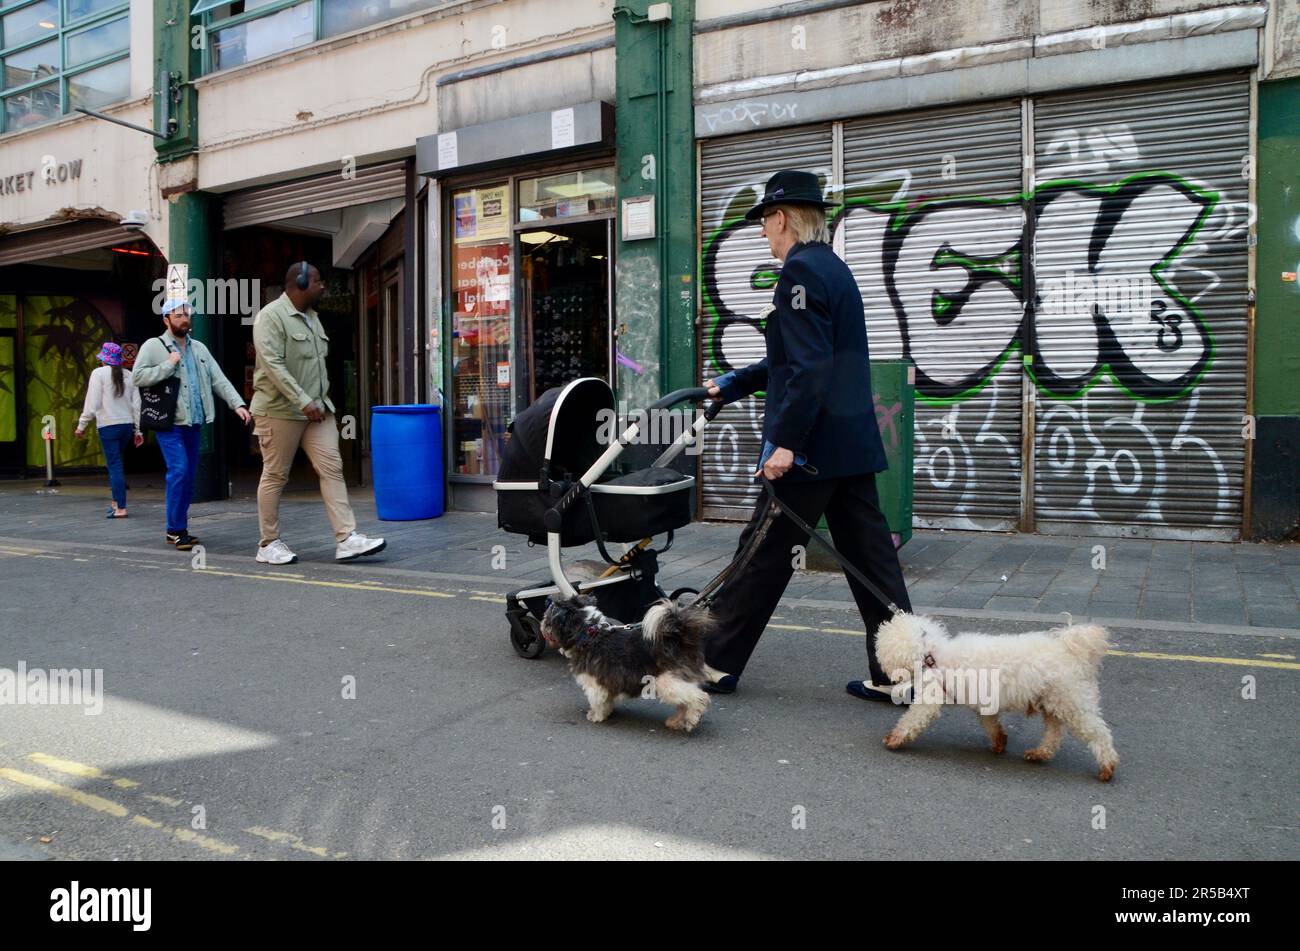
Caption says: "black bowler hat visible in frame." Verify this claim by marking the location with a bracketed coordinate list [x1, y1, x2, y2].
[744, 169, 835, 221]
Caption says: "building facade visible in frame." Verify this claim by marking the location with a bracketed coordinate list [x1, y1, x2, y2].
[0, 0, 164, 475]
[1, 0, 1295, 540]
[694, 0, 1299, 542]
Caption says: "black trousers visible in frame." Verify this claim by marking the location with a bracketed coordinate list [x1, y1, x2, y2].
[705, 471, 912, 685]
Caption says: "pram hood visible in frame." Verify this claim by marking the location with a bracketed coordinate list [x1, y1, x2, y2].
[499, 377, 614, 483]
[495, 377, 696, 546]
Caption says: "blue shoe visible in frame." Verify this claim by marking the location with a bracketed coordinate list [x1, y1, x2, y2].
[847, 680, 910, 704]
[702, 674, 738, 695]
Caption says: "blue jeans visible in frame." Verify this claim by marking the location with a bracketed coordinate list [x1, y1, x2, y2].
[156, 424, 201, 533]
[97, 423, 134, 509]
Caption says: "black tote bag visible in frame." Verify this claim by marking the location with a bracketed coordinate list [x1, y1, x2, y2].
[138, 337, 180, 432]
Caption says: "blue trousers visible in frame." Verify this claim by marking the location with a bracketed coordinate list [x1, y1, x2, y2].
[97, 423, 135, 509]
[156, 424, 201, 533]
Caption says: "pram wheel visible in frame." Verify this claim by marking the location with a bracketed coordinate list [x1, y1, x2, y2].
[509, 614, 546, 659]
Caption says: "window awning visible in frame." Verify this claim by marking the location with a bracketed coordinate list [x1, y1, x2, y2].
[190, 0, 225, 17]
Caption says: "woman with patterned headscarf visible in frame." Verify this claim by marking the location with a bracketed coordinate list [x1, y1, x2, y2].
[75, 342, 143, 518]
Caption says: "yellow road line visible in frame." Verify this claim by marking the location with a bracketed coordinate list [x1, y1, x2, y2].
[3, 764, 239, 856]
[27, 752, 104, 780]
[770, 622, 863, 636]
[186, 567, 454, 598]
[144, 794, 184, 807]
[1106, 649, 1300, 670]
[470, 596, 501, 603]
[769, 624, 1300, 671]
[26, 752, 140, 789]
[245, 826, 346, 859]
[170, 826, 240, 856]
[1259, 653, 1296, 660]
[0, 768, 128, 817]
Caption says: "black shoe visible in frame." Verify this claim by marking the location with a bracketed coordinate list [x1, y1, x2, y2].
[702, 674, 738, 695]
[170, 533, 199, 552]
[847, 680, 910, 704]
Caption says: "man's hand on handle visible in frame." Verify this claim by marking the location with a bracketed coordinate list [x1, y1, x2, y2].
[302, 400, 326, 423]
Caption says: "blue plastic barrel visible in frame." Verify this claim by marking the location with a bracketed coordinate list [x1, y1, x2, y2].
[370, 405, 444, 520]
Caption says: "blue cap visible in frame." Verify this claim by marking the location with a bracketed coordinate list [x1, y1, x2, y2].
[161, 298, 190, 315]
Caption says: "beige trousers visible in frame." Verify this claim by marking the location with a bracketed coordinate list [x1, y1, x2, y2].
[255, 414, 356, 545]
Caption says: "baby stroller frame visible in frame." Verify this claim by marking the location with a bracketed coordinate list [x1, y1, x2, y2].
[494, 379, 781, 658]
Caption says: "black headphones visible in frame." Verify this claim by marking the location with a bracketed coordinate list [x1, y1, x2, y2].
[296, 261, 311, 290]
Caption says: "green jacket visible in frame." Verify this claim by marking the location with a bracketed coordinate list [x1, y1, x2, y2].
[130, 331, 245, 426]
[249, 293, 334, 420]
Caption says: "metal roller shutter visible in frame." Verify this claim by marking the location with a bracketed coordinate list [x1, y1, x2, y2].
[221, 160, 407, 231]
[0, 220, 148, 267]
[841, 101, 1025, 531]
[698, 124, 834, 519]
[1030, 75, 1251, 538]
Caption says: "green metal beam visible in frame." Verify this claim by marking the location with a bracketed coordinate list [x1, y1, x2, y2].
[154, 0, 199, 160]
[613, 0, 696, 415]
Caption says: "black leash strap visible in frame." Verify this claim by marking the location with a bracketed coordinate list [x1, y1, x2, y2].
[759, 478, 903, 618]
[691, 489, 779, 609]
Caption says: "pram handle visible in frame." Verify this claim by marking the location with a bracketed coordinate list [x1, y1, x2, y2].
[543, 482, 584, 534]
[646, 387, 711, 411]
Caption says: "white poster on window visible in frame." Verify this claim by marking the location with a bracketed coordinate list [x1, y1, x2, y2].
[438, 132, 458, 170]
[551, 108, 575, 150]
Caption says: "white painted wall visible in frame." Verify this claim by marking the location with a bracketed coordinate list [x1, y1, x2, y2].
[195, 0, 616, 192]
[0, 0, 166, 253]
[695, 0, 1263, 87]
[1264, 0, 1300, 79]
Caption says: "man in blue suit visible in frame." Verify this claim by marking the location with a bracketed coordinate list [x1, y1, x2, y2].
[703, 169, 913, 701]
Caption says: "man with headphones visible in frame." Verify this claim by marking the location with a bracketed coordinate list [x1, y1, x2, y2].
[249, 261, 386, 564]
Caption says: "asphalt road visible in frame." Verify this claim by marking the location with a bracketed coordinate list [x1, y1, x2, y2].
[1, 531, 1296, 861]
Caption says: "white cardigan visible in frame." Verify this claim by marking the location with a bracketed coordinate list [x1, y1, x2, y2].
[78, 365, 141, 432]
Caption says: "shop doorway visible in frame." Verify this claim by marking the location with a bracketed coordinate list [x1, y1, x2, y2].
[518, 219, 612, 402]
[0, 241, 164, 480]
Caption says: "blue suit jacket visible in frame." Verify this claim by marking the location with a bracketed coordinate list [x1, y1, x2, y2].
[716, 241, 887, 482]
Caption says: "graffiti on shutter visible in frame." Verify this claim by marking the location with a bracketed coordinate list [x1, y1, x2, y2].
[699, 124, 834, 519]
[696, 76, 1250, 539]
[1031, 76, 1250, 538]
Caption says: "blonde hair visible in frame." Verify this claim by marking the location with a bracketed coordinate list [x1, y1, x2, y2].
[775, 203, 830, 244]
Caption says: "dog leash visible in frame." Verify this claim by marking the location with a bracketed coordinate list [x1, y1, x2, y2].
[758, 478, 904, 619]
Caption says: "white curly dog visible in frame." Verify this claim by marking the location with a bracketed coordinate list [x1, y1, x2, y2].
[874, 614, 1119, 782]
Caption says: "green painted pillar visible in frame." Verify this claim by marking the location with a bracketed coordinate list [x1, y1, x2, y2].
[154, 0, 199, 160]
[155, 1, 223, 498]
[167, 193, 224, 501]
[613, 1, 696, 421]
[1251, 77, 1300, 540]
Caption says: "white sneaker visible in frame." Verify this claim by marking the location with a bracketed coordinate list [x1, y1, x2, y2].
[335, 531, 386, 561]
[256, 538, 298, 565]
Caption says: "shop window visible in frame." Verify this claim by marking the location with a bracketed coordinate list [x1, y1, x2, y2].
[65, 51, 124, 109]
[0, 0, 129, 135]
[518, 167, 617, 222]
[210, 1, 312, 71]
[450, 183, 512, 477]
[320, 0, 433, 39]
[198, 0, 453, 73]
